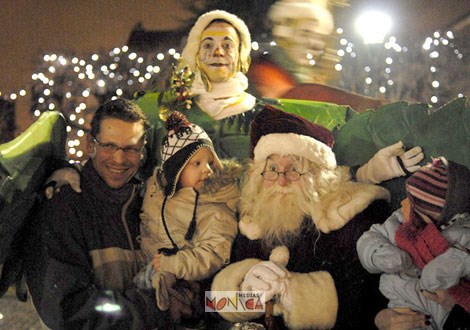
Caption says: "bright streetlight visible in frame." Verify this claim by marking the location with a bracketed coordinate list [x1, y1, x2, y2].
[355, 11, 392, 44]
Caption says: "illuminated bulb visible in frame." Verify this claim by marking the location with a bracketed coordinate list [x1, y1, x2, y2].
[77, 130, 84, 137]
[34, 110, 42, 117]
[252, 41, 259, 50]
[95, 302, 122, 313]
[19, 89, 26, 96]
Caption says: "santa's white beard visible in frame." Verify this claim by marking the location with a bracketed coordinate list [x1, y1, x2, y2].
[250, 184, 313, 247]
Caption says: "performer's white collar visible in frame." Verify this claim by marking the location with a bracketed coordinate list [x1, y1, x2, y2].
[191, 71, 256, 120]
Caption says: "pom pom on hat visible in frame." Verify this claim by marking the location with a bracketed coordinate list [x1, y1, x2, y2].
[250, 104, 336, 169]
[181, 10, 252, 74]
[161, 111, 221, 197]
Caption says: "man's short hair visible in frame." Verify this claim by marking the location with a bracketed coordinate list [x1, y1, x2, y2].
[90, 98, 150, 137]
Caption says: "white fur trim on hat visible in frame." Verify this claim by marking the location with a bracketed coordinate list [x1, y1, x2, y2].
[253, 133, 336, 169]
[181, 10, 251, 73]
[269, 0, 334, 37]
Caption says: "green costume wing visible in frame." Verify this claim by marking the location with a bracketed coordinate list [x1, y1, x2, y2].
[0, 111, 66, 271]
[333, 97, 470, 209]
[135, 92, 352, 172]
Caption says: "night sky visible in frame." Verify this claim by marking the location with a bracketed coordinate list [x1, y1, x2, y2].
[0, 0, 192, 94]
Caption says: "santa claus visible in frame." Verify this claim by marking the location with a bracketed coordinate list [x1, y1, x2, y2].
[211, 104, 392, 329]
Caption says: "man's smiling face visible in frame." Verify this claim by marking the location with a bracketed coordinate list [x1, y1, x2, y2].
[197, 21, 240, 83]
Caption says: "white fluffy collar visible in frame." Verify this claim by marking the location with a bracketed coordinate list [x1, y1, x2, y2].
[191, 72, 256, 120]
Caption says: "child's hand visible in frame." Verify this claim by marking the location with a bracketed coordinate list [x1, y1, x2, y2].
[421, 289, 456, 311]
[375, 307, 428, 330]
[153, 253, 163, 272]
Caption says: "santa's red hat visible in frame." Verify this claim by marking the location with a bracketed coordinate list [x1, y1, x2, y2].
[249, 104, 336, 169]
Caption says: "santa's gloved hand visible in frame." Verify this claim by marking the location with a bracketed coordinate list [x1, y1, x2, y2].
[45, 167, 81, 199]
[356, 141, 424, 184]
[241, 261, 291, 306]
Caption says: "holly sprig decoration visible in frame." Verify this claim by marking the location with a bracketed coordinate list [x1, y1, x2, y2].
[158, 64, 195, 121]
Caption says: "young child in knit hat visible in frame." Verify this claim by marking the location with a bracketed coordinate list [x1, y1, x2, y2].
[357, 157, 470, 329]
[134, 111, 240, 316]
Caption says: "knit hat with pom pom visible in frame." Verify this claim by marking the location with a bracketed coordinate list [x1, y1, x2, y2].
[160, 111, 221, 197]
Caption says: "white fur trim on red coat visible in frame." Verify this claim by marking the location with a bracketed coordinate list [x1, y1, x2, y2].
[253, 133, 336, 169]
[278, 271, 338, 329]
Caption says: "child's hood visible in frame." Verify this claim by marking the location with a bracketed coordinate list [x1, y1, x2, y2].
[198, 159, 242, 211]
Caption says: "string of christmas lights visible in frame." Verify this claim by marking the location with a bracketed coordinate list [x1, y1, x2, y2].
[0, 26, 466, 163]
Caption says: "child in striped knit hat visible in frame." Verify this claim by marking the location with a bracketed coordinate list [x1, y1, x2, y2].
[357, 157, 469, 329]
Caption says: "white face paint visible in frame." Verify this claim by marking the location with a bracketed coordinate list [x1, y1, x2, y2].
[285, 18, 329, 66]
[197, 21, 240, 83]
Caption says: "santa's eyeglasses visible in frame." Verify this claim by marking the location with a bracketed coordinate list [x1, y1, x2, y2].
[261, 170, 305, 181]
